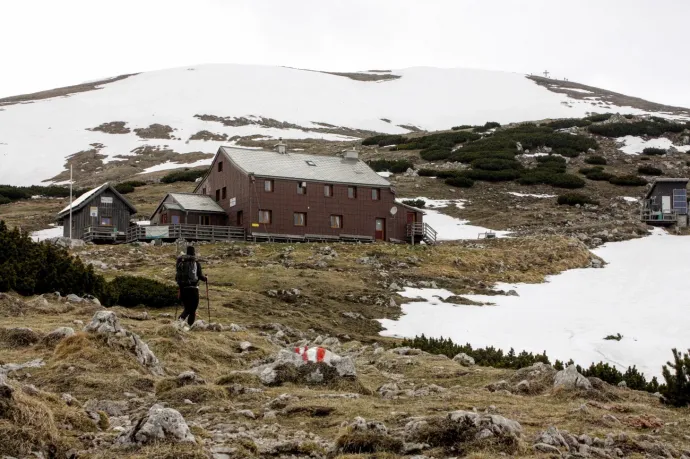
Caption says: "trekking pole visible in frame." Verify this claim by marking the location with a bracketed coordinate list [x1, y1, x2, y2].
[205, 281, 211, 323]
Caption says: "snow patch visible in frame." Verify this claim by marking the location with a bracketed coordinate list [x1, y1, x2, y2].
[621, 196, 639, 202]
[380, 229, 686, 378]
[138, 158, 213, 174]
[615, 136, 690, 155]
[507, 192, 556, 199]
[30, 226, 63, 241]
[377, 171, 392, 178]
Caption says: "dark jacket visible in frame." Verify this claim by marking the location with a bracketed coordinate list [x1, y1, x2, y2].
[176, 255, 207, 288]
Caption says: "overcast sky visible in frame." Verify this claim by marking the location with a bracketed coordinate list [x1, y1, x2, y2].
[2, 0, 689, 107]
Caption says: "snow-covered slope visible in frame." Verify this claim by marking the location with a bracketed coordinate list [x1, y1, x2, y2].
[0, 64, 682, 186]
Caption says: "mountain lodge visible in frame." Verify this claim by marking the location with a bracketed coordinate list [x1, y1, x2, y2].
[641, 178, 689, 226]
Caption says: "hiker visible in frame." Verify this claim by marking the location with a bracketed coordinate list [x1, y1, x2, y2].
[176, 246, 207, 326]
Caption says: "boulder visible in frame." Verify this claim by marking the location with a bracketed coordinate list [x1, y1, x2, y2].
[452, 352, 475, 367]
[84, 311, 123, 334]
[0, 358, 45, 375]
[554, 365, 592, 391]
[66, 294, 84, 303]
[252, 348, 357, 387]
[84, 311, 163, 375]
[49, 237, 85, 248]
[406, 410, 522, 447]
[42, 327, 75, 347]
[116, 404, 195, 445]
[390, 347, 423, 356]
[177, 371, 205, 386]
[535, 426, 569, 448]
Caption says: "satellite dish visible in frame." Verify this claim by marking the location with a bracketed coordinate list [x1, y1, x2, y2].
[390, 206, 398, 216]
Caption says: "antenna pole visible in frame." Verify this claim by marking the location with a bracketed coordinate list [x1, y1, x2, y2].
[69, 164, 73, 239]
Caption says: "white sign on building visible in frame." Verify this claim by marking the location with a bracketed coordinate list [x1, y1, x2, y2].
[230, 197, 237, 207]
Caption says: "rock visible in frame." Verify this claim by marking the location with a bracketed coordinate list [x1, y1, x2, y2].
[83, 294, 102, 305]
[506, 289, 519, 296]
[238, 341, 254, 352]
[190, 320, 223, 332]
[515, 380, 530, 393]
[251, 348, 357, 387]
[42, 327, 75, 346]
[452, 352, 475, 367]
[342, 311, 366, 320]
[378, 382, 401, 398]
[0, 358, 45, 375]
[84, 311, 163, 375]
[588, 377, 606, 390]
[617, 380, 627, 388]
[332, 356, 357, 377]
[591, 258, 603, 268]
[66, 293, 84, 303]
[228, 323, 245, 332]
[20, 385, 40, 396]
[177, 371, 205, 386]
[535, 426, 569, 448]
[236, 409, 256, 419]
[84, 311, 122, 334]
[116, 404, 195, 445]
[390, 347, 422, 356]
[61, 393, 78, 406]
[0, 373, 14, 398]
[554, 365, 592, 391]
[49, 237, 85, 248]
[533, 443, 562, 454]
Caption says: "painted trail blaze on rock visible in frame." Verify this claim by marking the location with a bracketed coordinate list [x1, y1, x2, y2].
[294, 346, 330, 363]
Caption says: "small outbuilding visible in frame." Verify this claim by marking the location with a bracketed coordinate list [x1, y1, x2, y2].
[641, 178, 689, 226]
[150, 193, 228, 226]
[56, 183, 138, 241]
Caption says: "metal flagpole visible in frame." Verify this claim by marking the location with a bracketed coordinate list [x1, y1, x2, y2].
[69, 164, 73, 239]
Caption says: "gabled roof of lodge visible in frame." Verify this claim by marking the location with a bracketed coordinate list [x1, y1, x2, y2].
[205, 146, 391, 188]
[57, 183, 137, 219]
[150, 192, 226, 220]
[644, 178, 689, 199]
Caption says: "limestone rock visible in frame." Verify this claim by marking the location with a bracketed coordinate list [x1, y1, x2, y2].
[84, 311, 122, 334]
[452, 352, 475, 366]
[177, 371, 205, 386]
[66, 293, 84, 303]
[554, 365, 592, 391]
[117, 404, 195, 445]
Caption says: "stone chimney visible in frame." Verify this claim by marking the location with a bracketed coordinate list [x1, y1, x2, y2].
[343, 145, 359, 160]
[275, 138, 287, 154]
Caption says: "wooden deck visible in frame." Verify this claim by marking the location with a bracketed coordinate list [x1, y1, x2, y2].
[126, 224, 246, 243]
[407, 223, 437, 245]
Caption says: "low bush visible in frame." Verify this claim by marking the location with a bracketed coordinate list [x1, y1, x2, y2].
[470, 158, 522, 171]
[643, 147, 667, 156]
[115, 180, 147, 194]
[661, 348, 690, 407]
[473, 121, 501, 133]
[557, 193, 599, 206]
[420, 147, 452, 161]
[546, 118, 591, 130]
[450, 150, 516, 164]
[0, 196, 10, 205]
[445, 176, 474, 188]
[462, 169, 521, 182]
[624, 114, 635, 119]
[584, 155, 607, 165]
[638, 165, 663, 176]
[589, 120, 684, 137]
[519, 171, 585, 189]
[393, 131, 480, 151]
[361, 134, 405, 147]
[604, 333, 623, 341]
[584, 170, 614, 181]
[406, 334, 665, 394]
[105, 276, 178, 308]
[417, 169, 438, 177]
[609, 175, 648, 186]
[161, 168, 209, 183]
[0, 220, 177, 309]
[585, 113, 613, 122]
[402, 335, 550, 369]
[367, 159, 413, 173]
[0, 184, 87, 205]
[451, 124, 473, 131]
[402, 199, 426, 208]
[336, 431, 403, 454]
[553, 147, 581, 158]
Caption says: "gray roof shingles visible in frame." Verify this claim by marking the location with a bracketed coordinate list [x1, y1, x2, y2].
[220, 146, 391, 187]
[170, 193, 226, 213]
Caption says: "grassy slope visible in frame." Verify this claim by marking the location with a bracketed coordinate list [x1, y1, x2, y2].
[2, 239, 689, 457]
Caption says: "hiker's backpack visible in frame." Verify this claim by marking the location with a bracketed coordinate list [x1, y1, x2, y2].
[176, 256, 198, 287]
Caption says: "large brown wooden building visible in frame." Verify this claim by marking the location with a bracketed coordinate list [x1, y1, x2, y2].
[191, 144, 432, 243]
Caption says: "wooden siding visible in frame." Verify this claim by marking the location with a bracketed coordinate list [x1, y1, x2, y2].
[60, 189, 133, 239]
[648, 182, 688, 211]
[196, 151, 424, 241]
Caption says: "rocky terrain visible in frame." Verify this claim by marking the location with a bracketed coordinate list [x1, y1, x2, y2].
[1, 238, 689, 458]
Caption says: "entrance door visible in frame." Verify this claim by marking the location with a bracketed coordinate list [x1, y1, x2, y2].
[237, 211, 244, 226]
[201, 215, 211, 225]
[406, 212, 417, 224]
[662, 196, 672, 213]
[375, 218, 386, 241]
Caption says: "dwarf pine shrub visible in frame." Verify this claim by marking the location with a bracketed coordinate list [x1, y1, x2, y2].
[638, 165, 663, 176]
[661, 348, 690, 407]
[643, 147, 667, 156]
[161, 168, 209, 183]
[557, 193, 599, 206]
[401, 199, 426, 208]
[584, 156, 607, 165]
[444, 176, 474, 188]
[609, 175, 648, 186]
[367, 159, 413, 173]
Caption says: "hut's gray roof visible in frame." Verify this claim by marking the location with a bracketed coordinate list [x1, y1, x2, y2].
[151, 193, 225, 219]
[57, 183, 137, 219]
[219, 146, 391, 187]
